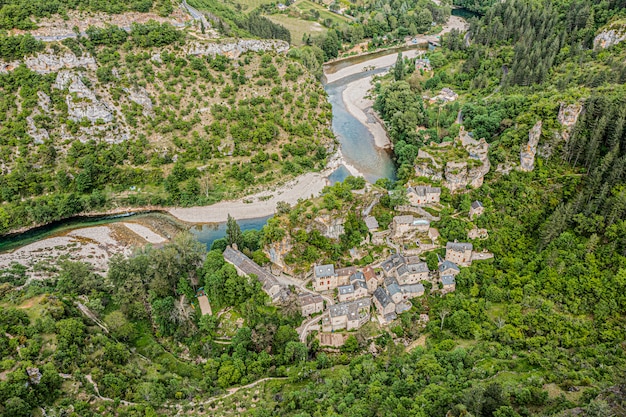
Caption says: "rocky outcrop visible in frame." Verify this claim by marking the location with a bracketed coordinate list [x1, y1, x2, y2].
[54, 71, 113, 123]
[124, 87, 153, 115]
[557, 103, 582, 142]
[26, 112, 49, 144]
[415, 127, 490, 193]
[594, 22, 626, 50]
[313, 214, 345, 239]
[186, 39, 289, 59]
[37, 91, 51, 113]
[520, 120, 542, 172]
[24, 52, 97, 74]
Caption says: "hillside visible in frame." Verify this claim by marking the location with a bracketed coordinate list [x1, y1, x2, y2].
[0, 19, 333, 235]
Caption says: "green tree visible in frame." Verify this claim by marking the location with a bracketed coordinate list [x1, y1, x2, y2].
[226, 214, 244, 249]
[394, 52, 405, 81]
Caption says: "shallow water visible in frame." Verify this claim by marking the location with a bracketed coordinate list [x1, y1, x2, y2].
[190, 215, 273, 249]
[324, 68, 397, 184]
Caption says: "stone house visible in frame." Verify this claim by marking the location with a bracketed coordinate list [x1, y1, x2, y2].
[373, 287, 395, 317]
[335, 266, 357, 286]
[364, 215, 379, 231]
[441, 275, 456, 294]
[322, 298, 371, 332]
[223, 246, 286, 303]
[396, 261, 429, 285]
[470, 201, 484, 219]
[381, 253, 405, 277]
[362, 266, 378, 293]
[299, 293, 324, 316]
[349, 272, 369, 299]
[439, 259, 460, 277]
[337, 284, 356, 303]
[445, 241, 473, 266]
[407, 185, 441, 206]
[313, 264, 337, 292]
[401, 283, 425, 299]
[385, 276, 404, 304]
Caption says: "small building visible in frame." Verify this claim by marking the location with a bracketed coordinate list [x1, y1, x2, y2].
[277, 3, 288, 10]
[313, 264, 337, 292]
[439, 259, 460, 277]
[381, 253, 405, 277]
[385, 276, 404, 304]
[299, 293, 324, 316]
[470, 201, 484, 219]
[362, 266, 378, 293]
[430, 87, 458, 103]
[441, 275, 456, 294]
[335, 266, 357, 286]
[349, 272, 369, 299]
[364, 215, 379, 231]
[396, 261, 429, 285]
[373, 287, 395, 317]
[445, 241, 473, 266]
[223, 246, 286, 302]
[407, 186, 441, 206]
[323, 299, 371, 332]
[338, 284, 356, 303]
[392, 215, 415, 237]
[395, 301, 412, 314]
[401, 283, 425, 299]
[415, 58, 431, 71]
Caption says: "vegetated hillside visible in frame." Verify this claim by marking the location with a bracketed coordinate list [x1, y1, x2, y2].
[0, 23, 333, 235]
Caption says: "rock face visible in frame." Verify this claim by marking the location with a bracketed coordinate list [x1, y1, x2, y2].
[557, 103, 582, 142]
[313, 215, 345, 239]
[54, 71, 113, 123]
[266, 236, 293, 272]
[415, 127, 490, 193]
[24, 52, 97, 74]
[124, 87, 153, 115]
[594, 22, 626, 50]
[520, 120, 542, 172]
[187, 39, 289, 58]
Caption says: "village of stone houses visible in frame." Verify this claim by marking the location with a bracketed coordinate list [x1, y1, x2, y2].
[213, 182, 493, 350]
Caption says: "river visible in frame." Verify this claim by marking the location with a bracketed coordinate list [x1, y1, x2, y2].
[0, 47, 420, 251]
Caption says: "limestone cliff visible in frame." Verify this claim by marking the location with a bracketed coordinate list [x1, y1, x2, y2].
[520, 121, 542, 172]
[594, 21, 626, 50]
[415, 127, 490, 193]
[557, 103, 582, 142]
[186, 39, 289, 58]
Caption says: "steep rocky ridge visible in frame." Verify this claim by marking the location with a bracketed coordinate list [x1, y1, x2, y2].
[415, 127, 490, 193]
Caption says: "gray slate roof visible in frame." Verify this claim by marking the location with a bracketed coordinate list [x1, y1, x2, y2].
[471, 200, 483, 209]
[314, 264, 335, 278]
[439, 260, 460, 272]
[338, 284, 355, 295]
[446, 241, 473, 252]
[408, 185, 441, 196]
[401, 283, 425, 295]
[441, 275, 456, 285]
[223, 246, 283, 297]
[373, 287, 393, 308]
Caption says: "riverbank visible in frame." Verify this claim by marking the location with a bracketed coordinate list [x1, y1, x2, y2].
[325, 48, 424, 84]
[342, 75, 392, 149]
[168, 148, 359, 223]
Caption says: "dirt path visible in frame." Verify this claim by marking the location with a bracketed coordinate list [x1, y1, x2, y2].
[86, 374, 136, 406]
